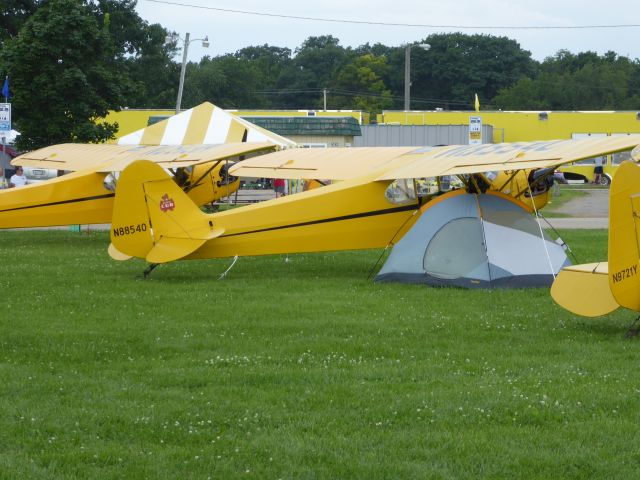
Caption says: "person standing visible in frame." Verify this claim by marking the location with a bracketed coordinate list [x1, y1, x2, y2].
[593, 156, 604, 184]
[274, 178, 286, 198]
[9, 166, 27, 188]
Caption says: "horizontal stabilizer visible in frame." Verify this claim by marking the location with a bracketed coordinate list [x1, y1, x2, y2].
[146, 227, 225, 263]
[108, 243, 133, 261]
[551, 262, 619, 317]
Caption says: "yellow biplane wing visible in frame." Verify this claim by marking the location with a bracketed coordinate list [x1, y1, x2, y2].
[12, 142, 278, 172]
[230, 135, 640, 180]
[228, 147, 418, 180]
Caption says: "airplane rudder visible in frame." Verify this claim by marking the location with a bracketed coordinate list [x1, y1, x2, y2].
[110, 160, 163, 258]
[608, 161, 640, 311]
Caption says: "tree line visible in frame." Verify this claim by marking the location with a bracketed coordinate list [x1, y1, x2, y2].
[2, 0, 640, 150]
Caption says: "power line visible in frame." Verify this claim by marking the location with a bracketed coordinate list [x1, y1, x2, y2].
[253, 87, 489, 108]
[144, 0, 640, 30]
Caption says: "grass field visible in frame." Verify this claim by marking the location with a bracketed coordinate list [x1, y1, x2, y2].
[1, 230, 639, 479]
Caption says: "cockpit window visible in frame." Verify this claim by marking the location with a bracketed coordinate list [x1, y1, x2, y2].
[385, 179, 417, 205]
[103, 172, 119, 192]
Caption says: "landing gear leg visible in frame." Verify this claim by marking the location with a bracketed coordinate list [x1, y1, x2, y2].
[142, 263, 160, 279]
[624, 316, 640, 338]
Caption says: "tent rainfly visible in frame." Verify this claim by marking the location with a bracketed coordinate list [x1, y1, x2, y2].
[375, 191, 570, 288]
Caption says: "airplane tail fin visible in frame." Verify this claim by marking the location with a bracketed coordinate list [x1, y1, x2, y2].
[608, 161, 640, 311]
[552, 160, 640, 317]
[110, 160, 224, 263]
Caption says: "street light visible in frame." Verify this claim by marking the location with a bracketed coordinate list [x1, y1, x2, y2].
[167, 32, 209, 114]
[404, 43, 430, 111]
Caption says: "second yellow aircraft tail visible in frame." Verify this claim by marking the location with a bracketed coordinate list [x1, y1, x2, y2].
[109, 160, 223, 263]
[551, 161, 640, 316]
[608, 161, 640, 311]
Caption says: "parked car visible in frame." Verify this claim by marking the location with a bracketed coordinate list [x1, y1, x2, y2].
[23, 167, 59, 183]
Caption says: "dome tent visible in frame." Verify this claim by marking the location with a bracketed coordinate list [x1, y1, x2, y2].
[375, 190, 570, 288]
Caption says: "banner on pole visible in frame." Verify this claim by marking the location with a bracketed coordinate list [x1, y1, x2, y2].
[468, 115, 482, 145]
[0, 103, 11, 133]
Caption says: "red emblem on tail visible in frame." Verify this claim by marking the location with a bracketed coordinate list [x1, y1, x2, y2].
[160, 194, 175, 212]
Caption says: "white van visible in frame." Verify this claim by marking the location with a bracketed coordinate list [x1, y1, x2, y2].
[23, 166, 59, 183]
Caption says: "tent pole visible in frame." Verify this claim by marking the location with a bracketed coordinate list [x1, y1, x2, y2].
[474, 194, 492, 286]
[526, 182, 556, 279]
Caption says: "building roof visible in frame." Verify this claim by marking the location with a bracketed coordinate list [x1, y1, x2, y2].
[240, 116, 362, 137]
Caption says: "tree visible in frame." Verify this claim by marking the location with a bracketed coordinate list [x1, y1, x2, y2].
[0, 0, 38, 41]
[2, 0, 126, 149]
[88, 0, 178, 108]
[494, 50, 640, 110]
[180, 54, 267, 109]
[332, 53, 393, 113]
[233, 44, 293, 108]
[273, 35, 353, 109]
[120, 21, 178, 108]
[383, 33, 535, 110]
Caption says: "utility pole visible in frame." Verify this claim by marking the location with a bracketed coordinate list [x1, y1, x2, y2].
[176, 32, 190, 114]
[323, 88, 327, 111]
[169, 33, 210, 114]
[404, 43, 430, 111]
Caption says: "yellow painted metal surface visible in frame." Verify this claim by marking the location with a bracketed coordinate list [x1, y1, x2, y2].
[109, 108, 635, 145]
[379, 137, 640, 180]
[186, 162, 240, 207]
[111, 160, 421, 262]
[0, 170, 114, 228]
[13, 142, 276, 172]
[491, 170, 548, 211]
[108, 243, 132, 261]
[608, 161, 640, 311]
[552, 160, 640, 317]
[116, 136, 633, 264]
[0, 158, 241, 229]
[196, 175, 418, 259]
[231, 137, 640, 184]
[551, 262, 620, 317]
[109, 160, 159, 257]
[378, 111, 640, 142]
[231, 147, 417, 180]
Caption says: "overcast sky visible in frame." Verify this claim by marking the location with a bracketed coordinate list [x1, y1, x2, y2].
[135, 0, 639, 62]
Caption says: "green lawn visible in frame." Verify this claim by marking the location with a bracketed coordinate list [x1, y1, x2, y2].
[1, 230, 638, 479]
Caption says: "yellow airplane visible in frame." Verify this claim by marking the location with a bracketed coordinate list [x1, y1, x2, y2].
[0, 142, 276, 228]
[551, 158, 640, 317]
[106, 136, 640, 279]
[1, 102, 295, 229]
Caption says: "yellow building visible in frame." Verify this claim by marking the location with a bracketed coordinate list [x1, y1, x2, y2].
[107, 108, 640, 144]
[377, 110, 640, 143]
